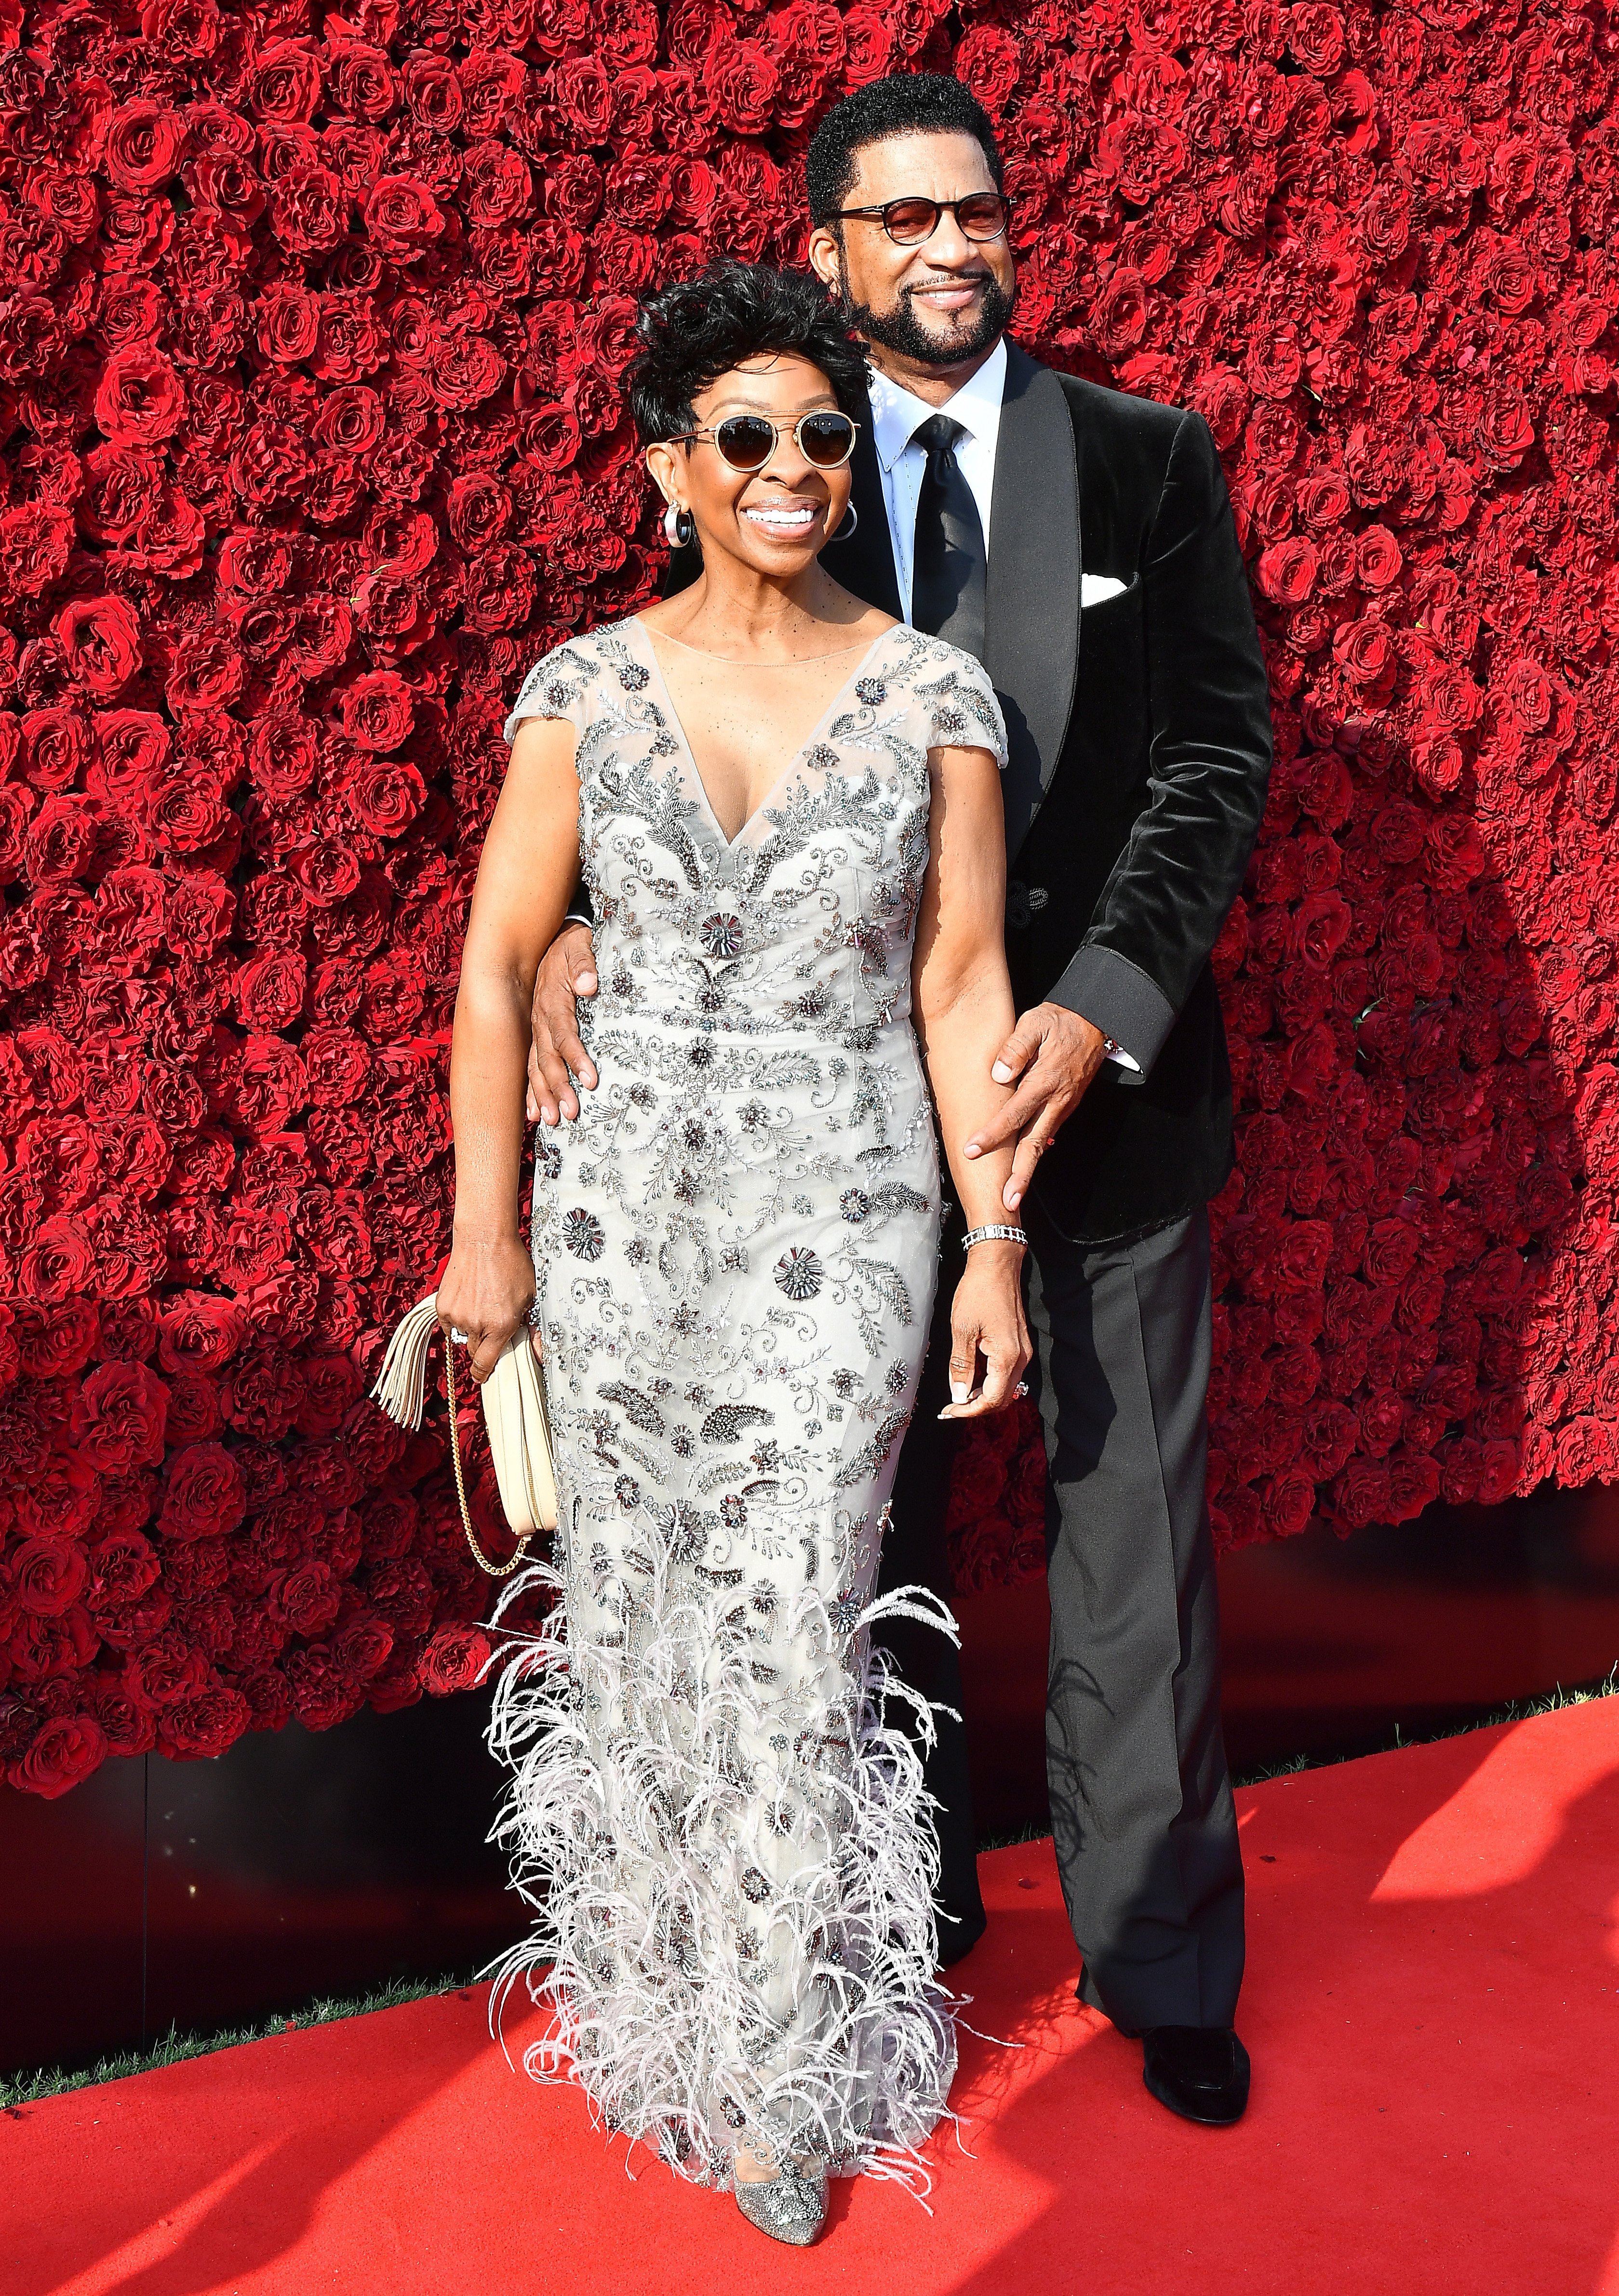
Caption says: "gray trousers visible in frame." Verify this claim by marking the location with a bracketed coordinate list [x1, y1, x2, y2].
[1026, 1198, 1245, 2031]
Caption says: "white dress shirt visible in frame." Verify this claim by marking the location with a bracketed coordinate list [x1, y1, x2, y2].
[865, 338, 1139, 1073]
[866, 337, 1006, 624]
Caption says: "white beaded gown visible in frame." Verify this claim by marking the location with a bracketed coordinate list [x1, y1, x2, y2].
[486, 615, 1007, 2189]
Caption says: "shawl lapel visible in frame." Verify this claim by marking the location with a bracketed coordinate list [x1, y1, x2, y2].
[984, 343, 1082, 862]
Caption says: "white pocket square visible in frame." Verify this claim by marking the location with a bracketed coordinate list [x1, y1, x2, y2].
[1081, 574, 1128, 606]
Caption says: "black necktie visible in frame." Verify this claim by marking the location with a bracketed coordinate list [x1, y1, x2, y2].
[910, 413, 987, 662]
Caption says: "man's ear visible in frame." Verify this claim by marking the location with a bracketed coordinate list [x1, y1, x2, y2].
[807, 226, 842, 297]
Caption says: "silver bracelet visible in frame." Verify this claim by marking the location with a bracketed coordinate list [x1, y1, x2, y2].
[962, 1224, 1029, 1251]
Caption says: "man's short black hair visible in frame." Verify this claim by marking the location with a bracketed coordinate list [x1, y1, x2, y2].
[805, 72, 1005, 227]
[625, 261, 870, 443]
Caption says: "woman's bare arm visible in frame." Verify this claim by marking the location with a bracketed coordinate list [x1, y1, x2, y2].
[441, 713, 580, 1381]
[911, 744, 1032, 1418]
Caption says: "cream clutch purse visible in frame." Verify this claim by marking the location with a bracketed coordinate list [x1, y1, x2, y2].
[371, 1296, 558, 1576]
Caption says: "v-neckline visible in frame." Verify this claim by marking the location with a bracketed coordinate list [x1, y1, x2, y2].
[627, 617, 892, 853]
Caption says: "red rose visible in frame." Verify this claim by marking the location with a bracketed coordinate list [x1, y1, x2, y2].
[364, 174, 446, 257]
[1385, 1450, 1442, 1523]
[420, 1622, 493, 1695]
[94, 347, 187, 448]
[158, 1293, 244, 1375]
[19, 1216, 98, 1301]
[89, 1534, 162, 1609]
[0, 505, 73, 599]
[312, 386, 386, 455]
[353, 761, 432, 841]
[10, 1714, 108, 1799]
[71, 1360, 170, 1471]
[157, 1682, 251, 1760]
[340, 671, 415, 753]
[271, 163, 347, 256]
[124, 1627, 210, 1711]
[159, 1442, 247, 1542]
[1477, 381, 1535, 468]
[254, 284, 320, 363]
[285, 1645, 366, 1731]
[84, 1677, 158, 1757]
[54, 596, 143, 699]
[22, 796, 98, 886]
[333, 1612, 395, 1681]
[12, 1538, 91, 1618]
[234, 950, 308, 1031]
[271, 1559, 343, 1634]
[234, 1665, 295, 1730]
[105, 102, 187, 193]
[249, 38, 323, 125]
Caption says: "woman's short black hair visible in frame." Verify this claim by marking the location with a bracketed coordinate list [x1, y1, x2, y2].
[806, 73, 1004, 227]
[625, 261, 870, 445]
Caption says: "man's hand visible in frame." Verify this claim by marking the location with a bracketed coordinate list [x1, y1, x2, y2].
[526, 921, 599, 1124]
[965, 1003, 1111, 1212]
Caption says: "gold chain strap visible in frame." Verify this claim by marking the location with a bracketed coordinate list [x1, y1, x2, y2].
[444, 1339, 534, 1579]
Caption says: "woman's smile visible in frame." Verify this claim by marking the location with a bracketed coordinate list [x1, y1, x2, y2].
[740, 498, 823, 537]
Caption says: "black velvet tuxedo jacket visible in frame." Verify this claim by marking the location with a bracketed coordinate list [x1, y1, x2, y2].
[667, 342, 1274, 1246]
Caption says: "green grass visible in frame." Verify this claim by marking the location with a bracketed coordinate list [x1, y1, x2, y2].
[0, 1971, 472, 2113]
[9, 1667, 1617, 2110]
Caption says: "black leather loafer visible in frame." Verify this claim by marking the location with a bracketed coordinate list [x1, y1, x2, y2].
[1141, 2026, 1251, 2125]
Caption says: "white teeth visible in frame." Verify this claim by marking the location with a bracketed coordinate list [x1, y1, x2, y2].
[743, 507, 817, 529]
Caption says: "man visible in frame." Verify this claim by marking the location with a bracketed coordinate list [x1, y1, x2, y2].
[526, 73, 1273, 2127]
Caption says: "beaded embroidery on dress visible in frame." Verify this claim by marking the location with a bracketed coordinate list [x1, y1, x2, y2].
[486, 616, 1008, 2191]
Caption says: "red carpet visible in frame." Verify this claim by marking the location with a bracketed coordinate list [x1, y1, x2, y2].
[5, 1697, 1617, 2296]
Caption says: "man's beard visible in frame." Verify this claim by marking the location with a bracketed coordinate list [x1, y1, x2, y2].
[843, 273, 1016, 370]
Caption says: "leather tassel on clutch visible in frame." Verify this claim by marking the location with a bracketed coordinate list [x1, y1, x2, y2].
[371, 1294, 558, 1575]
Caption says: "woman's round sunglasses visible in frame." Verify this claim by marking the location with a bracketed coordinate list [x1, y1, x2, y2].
[669, 410, 860, 474]
[827, 193, 1012, 246]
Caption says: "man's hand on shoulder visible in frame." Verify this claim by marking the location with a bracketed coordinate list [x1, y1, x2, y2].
[527, 921, 599, 1124]
[965, 1003, 1111, 1213]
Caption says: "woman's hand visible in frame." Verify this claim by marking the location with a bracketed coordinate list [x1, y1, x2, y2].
[939, 1242, 1031, 1419]
[435, 1232, 539, 1386]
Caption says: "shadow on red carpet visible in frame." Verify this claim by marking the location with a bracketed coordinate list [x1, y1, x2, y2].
[3, 1699, 1616, 2296]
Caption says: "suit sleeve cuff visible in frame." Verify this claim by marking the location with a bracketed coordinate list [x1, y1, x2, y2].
[1047, 943, 1177, 1081]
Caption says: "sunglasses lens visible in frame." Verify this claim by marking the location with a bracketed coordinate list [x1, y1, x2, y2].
[883, 199, 938, 244]
[799, 413, 856, 467]
[958, 195, 1009, 239]
[713, 417, 776, 470]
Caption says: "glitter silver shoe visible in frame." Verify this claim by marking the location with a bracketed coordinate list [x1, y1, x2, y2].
[733, 2163, 828, 2247]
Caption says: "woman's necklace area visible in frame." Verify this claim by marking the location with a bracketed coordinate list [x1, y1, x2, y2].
[655, 628, 879, 666]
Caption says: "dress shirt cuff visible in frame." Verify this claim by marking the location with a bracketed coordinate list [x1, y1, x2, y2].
[1047, 943, 1177, 1083]
[562, 903, 594, 931]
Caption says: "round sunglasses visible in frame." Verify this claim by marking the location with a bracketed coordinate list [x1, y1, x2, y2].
[669, 410, 860, 473]
[827, 193, 1012, 246]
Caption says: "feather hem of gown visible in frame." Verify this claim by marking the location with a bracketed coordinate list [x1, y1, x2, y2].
[481, 1556, 962, 2196]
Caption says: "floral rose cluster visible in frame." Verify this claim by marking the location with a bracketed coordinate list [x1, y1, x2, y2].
[948, 0, 1619, 1575]
[0, 0, 953, 1798]
[1, 0, 1615, 1795]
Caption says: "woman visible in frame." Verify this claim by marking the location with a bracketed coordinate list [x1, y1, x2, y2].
[438, 263, 1029, 2244]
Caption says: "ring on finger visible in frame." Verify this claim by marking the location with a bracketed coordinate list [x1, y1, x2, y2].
[449, 1326, 470, 1346]
[1014, 1380, 1030, 1399]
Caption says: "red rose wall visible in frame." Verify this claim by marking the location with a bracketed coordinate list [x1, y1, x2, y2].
[1, 0, 1616, 1798]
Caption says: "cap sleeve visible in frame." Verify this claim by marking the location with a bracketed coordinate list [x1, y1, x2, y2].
[923, 644, 1009, 770]
[501, 638, 596, 748]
